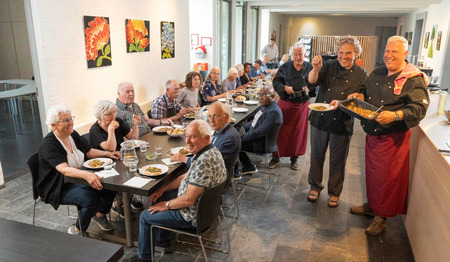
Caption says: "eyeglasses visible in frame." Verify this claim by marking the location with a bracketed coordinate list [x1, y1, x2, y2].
[207, 113, 226, 120]
[57, 116, 75, 123]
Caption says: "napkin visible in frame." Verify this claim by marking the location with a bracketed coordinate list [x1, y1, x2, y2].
[95, 169, 120, 179]
[123, 177, 154, 188]
[161, 158, 180, 166]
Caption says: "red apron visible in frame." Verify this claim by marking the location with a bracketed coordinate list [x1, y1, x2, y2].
[276, 100, 309, 157]
[365, 130, 411, 217]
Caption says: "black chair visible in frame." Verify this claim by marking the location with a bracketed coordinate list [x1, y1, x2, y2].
[150, 181, 230, 262]
[241, 124, 282, 191]
[222, 159, 240, 220]
[27, 153, 83, 232]
[81, 133, 90, 146]
[197, 89, 203, 107]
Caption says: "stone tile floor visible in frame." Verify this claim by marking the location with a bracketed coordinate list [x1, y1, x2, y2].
[0, 105, 414, 261]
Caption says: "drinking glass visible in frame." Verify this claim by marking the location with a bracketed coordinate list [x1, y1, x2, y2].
[128, 160, 138, 172]
[155, 146, 162, 155]
[140, 143, 147, 153]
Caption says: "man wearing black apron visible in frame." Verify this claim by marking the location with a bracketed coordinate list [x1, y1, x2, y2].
[150, 80, 189, 121]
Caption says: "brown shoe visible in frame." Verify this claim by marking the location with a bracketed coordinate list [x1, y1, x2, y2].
[350, 203, 375, 217]
[365, 216, 387, 236]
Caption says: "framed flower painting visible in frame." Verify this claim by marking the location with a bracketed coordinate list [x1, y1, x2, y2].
[84, 16, 112, 68]
[126, 19, 150, 53]
[161, 21, 175, 59]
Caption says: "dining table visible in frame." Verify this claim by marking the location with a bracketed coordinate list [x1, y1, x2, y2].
[66, 97, 261, 247]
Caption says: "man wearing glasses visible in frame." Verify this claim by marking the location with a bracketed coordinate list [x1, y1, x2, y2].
[239, 85, 283, 175]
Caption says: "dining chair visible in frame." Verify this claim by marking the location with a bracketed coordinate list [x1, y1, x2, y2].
[222, 159, 240, 220]
[150, 181, 229, 262]
[26, 152, 83, 234]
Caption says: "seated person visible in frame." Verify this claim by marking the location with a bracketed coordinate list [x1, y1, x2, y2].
[116, 82, 173, 137]
[222, 68, 239, 92]
[133, 120, 227, 261]
[38, 105, 120, 236]
[279, 54, 290, 66]
[249, 59, 267, 81]
[177, 71, 202, 108]
[239, 86, 283, 175]
[201, 67, 235, 105]
[151, 80, 190, 121]
[171, 102, 241, 174]
[89, 100, 142, 214]
[261, 54, 277, 75]
[240, 62, 253, 86]
[235, 64, 245, 88]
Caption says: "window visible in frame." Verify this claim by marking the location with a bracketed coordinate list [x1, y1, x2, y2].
[217, 0, 231, 81]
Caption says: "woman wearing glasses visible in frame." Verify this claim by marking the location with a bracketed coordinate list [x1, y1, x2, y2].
[201, 67, 236, 105]
[37, 105, 120, 236]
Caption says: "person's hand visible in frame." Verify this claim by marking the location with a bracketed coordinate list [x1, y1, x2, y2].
[108, 120, 119, 132]
[170, 153, 187, 163]
[284, 85, 294, 94]
[329, 100, 340, 110]
[107, 151, 120, 160]
[179, 108, 189, 116]
[347, 93, 364, 100]
[311, 55, 322, 72]
[150, 188, 164, 203]
[162, 119, 174, 126]
[148, 201, 168, 214]
[132, 114, 141, 126]
[375, 111, 395, 125]
[85, 172, 103, 190]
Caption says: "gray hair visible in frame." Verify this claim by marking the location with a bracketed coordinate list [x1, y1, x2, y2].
[118, 82, 132, 94]
[93, 100, 115, 121]
[263, 53, 271, 60]
[227, 68, 238, 78]
[211, 102, 231, 121]
[165, 80, 178, 90]
[292, 41, 305, 54]
[387, 36, 408, 51]
[337, 35, 362, 57]
[46, 104, 71, 128]
[189, 119, 211, 138]
[235, 64, 244, 72]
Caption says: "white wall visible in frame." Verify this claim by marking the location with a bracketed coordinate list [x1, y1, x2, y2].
[189, 0, 214, 74]
[0, 0, 33, 80]
[25, 0, 190, 135]
[268, 13, 285, 54]
[259, 9, 270, 59]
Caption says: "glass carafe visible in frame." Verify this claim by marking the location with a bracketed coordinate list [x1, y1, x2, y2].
[121, 140, 138, 167]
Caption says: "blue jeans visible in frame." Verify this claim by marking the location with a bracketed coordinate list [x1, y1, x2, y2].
[138, 190, 195, 260]
[60, 183, 116, 231]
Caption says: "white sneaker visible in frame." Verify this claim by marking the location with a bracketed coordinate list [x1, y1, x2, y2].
[67, 225, 79, 235]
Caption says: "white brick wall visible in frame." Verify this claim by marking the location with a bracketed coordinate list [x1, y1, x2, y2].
[25, 0, 190, 135]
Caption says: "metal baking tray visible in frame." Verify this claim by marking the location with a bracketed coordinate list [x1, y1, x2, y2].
[339, 98, 379, 120]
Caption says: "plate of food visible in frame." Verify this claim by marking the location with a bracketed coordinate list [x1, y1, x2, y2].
[308, 103, 334, 112]
[244, 100, 258, 105]
[153, 126, 172, 133]
[139, 164, 169, 178]
[339, 98, 380, 120]
[218, 98, 226, 102]
[184, 112, 195, 119]
[83, 158, 113, 169]
[171, 146, 192, 156]
[167, 127, 185, 137]
[232, 107, 249, 113]
[229, 117, 236, 123]
[235, 95, 247, 103]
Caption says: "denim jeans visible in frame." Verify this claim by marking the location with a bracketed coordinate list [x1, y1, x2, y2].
[138, 189, 195, 260]
[60, 183, 116, 231]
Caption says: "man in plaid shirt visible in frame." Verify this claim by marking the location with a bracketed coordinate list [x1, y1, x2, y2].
[150, 80, 190, 121]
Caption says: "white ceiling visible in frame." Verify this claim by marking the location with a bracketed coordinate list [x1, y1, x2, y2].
[243, 0, 441, 17]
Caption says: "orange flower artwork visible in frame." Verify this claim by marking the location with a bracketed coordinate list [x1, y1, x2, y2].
[84, 16, 112, 68]
[126, 19, 150, 52]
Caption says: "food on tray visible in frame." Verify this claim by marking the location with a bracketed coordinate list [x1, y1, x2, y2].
[235, 95, 246, 101]
[179, 147, 190, 155]
[184, 112, 195, 118]
[312, 105, 327, 111]
[345, 102, 378, 118]
[168, 128, 184, 135]
[144, 166, 162, 176]
[88, 159, 105, 168]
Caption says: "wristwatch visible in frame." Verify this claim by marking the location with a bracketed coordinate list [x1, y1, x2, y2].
[394, 111, 400, 121]
[165, 201, 170, 210]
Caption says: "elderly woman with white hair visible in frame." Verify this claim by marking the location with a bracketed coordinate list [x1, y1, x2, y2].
[37, 105, 120, 236]
[221, 67, 239, 92]
[89, 100, 140, 152]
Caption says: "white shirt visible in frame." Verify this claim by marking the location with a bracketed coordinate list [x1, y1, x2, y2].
[261, 43, 279, 60]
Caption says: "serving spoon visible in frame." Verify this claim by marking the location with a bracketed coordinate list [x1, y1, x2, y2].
[369, 105, 384, 118]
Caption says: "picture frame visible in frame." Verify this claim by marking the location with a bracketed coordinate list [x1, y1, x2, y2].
[436, 31, 442, 51]
[191, 34, 199, 46]
[201, 37, 212, 46]
[424, 32, 430, 48]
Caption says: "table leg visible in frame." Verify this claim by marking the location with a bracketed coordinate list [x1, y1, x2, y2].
[122, 192, 134, 247]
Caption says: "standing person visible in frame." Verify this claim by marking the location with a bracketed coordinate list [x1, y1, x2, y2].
[240, 62, 253, 86]
[270, 42, 312, 170]
[177, 71, 202, 108]
[260, 38, 279, 62]
[306, 36, 368, 207]
[347, 36, 429, 235]
[116, 82, 173, 137]
[151, 80, 190, 121]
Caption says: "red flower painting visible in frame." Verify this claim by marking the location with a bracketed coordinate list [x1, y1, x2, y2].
[84, 16, 112, 68]
[126, 19, 150, 52]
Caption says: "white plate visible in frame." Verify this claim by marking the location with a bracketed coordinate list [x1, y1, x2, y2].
[218, 98, 226, 102]
[152, 126, 172, 133]
[83, 158, 113, 169]
[139, 164, 169, 178]
[232, 107, 249, 113]
[133, 140, 147, 148]
[244, 100, 258, 105]
[308, 103, 334, 112]
[171, 146, 192, 156]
